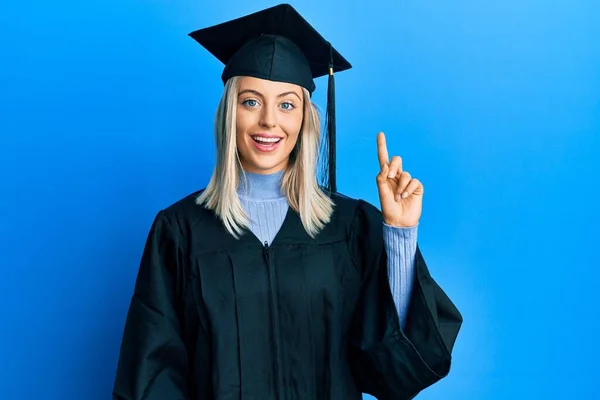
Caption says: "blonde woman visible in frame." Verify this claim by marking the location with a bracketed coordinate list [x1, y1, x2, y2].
[112, 4, 462, 400]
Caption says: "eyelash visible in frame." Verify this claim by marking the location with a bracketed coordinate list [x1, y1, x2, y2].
[241, 99, 296, 111]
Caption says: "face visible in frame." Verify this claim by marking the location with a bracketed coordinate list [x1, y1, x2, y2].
[235, 76, 304, 174]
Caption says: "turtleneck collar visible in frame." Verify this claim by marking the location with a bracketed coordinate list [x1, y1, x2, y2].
[237, 169, 286, 200]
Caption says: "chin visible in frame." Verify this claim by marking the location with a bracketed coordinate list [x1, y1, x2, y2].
[241, 153, 287, 174]
[249, 161, 286, 174]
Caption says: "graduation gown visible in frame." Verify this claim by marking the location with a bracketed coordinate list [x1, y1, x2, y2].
[112, 191, 463, 400]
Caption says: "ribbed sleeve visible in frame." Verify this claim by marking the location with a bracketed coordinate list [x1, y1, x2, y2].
[382, 223, 418, 330]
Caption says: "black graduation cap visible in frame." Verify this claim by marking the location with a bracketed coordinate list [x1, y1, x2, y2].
[188, 3, 352, 193]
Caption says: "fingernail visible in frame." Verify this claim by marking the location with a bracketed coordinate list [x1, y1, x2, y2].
[395, 194, 401, 201]
[402, 192, 408, 198]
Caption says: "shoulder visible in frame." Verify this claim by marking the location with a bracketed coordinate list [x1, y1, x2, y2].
[150, 188, 220, 241]
[329, 192, 385, 277]
[327, 191, 383, 237]
[329, 191, 382, 223]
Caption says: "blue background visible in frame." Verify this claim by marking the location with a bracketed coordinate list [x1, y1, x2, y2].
[1, 0, 599, 398]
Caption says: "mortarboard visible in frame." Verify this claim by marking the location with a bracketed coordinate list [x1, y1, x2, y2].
[188, 3, 352, 193]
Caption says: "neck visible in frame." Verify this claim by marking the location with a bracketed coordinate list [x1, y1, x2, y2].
[237, 169, 286, 200]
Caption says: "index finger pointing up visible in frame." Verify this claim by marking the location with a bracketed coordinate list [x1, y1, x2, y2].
[377, 132, 389, 168]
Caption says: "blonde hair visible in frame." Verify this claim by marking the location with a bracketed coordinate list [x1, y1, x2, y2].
[196, 76, 335, 239]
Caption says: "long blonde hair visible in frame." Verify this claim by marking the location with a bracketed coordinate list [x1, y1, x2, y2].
[196, 76, 335, 239]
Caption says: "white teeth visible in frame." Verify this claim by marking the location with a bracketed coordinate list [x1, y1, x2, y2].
[253, 136, 281, 143]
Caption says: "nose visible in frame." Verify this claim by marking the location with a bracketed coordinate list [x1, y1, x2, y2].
[259, 103, 276, 128]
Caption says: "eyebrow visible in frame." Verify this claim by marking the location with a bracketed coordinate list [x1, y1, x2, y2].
[238, 89, 302, 101]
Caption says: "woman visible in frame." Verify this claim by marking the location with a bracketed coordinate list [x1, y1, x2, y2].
[112, 4, 462, 400]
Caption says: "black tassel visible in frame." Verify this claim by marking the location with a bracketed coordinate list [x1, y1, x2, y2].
[325, 45, 336, 193]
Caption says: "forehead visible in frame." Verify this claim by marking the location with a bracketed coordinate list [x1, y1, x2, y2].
[238, 76, 302, 95]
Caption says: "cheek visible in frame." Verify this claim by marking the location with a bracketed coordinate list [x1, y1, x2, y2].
[282, 112, 303, 143]
[236, 108, 250, 133]
[235, 109, 253, 155]
[235, 109, 256, 146]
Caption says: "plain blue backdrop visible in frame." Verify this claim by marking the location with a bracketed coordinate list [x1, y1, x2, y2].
[1, 0, 599, 398]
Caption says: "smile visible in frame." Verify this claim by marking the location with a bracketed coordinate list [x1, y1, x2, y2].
[251, 135, 283, 152]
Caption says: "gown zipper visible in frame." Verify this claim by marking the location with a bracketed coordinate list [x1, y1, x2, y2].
[264, 241, 283, 398]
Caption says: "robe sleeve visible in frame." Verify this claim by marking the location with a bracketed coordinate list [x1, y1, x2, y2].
[347, 200, 463, 400]
[112, 211, 190, 400]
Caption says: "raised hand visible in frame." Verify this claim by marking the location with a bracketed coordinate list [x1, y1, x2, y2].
[375, 132, 424, 227]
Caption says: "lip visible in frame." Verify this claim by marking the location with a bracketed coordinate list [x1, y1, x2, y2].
[250, 134, 284, 153]
[251, 133, 283, 139]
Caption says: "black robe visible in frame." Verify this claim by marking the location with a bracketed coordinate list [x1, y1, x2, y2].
[112, 191, 463, 400]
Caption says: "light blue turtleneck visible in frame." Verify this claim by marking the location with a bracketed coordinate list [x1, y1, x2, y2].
[237, 169, 417, 330]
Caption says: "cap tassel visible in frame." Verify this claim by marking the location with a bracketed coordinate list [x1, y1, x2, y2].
[325, 47, 336, 193]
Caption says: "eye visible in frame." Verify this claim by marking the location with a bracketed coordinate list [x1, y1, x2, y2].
[242, 99, 259, 107]
[280, 102, 295, 110]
